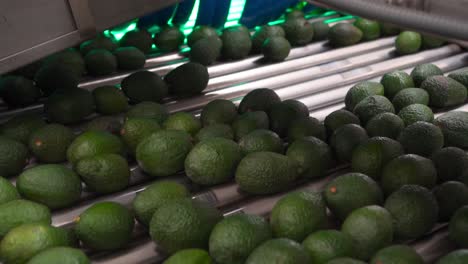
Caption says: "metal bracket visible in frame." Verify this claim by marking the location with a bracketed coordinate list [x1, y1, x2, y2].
[68, 0, 96, 39]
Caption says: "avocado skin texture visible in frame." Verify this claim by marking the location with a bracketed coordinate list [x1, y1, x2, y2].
[209, 214, 272, 264]
[84, 49, 117, 76]
[0, 223, 73, 264]
[121, 71, 168, 103]
[398, 121, 444, 157]
[252, 25, 285, 52]
[354, 18, 380, 41]
[395, 31, 422, 55]
[190, 36, 222, 66]
[384, 185, 438, 240]
[125, 101, 169, 124]
[120, 30, 153, 54]
[29, 124, 75, 163]
[345, 82, 385, 111]
[150, 198, 222, 254]
[436, 250, 468, 264]
[245, 238, 312, 264]
[238, 88, 281, 114]
[434, 111, 468, 148]
[410, 63, 443, 87]
[392, 88, 430, 112]
[421, 76, 467, 108]
[187, 26, 218, 47]
[164, 249, 213, 264]
[369, 245, 424, 264]
[66, 130, 124, 164]
[26, 247, 90, 264]
[0, 76, 40, 108]
[154, 27, 184, 52]
[164, 62, 209, 97]
[113, 46, 146, 70]
[286, 137, 333, 179]
[328, 23, 363, 47]
[0, 136, 29, 177]
[232, 111, 270, 141]
[44, 89, 95, 124]
[431, 147, 468, 182]
[80, 36, 117, 55]
[235, 151, 300, 195]
[282, 17, 314, 46]
[221, 27, 252, 60]
[201, 99, 238, 126]
[0, 177, 19, 205]
[330, 124, 368, 163]
[17, 164, 82, 209]
[434, 181, 468, 222]
[0, 199, 51, 237]
[0, 114, 46, 144]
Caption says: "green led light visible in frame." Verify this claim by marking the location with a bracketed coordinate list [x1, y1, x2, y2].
[108, 20, 138, 41]
[324, 15, 354, 24]
[181, 0, 200, 35]
[224, 0, 246, 28]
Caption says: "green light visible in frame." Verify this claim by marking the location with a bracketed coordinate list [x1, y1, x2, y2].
[324, 15, 354, 24]
[181, 0, 200, 35]
[224, 0, 246, 28]
[108, 20, 138, 41]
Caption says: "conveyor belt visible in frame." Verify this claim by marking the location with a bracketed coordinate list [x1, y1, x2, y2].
[3, 28, 468, 263]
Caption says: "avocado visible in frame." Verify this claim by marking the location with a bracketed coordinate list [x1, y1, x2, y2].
[84, 116, 122, 134]
[195, 124, 234, 142]
[380, 23, 400, 36]
[113, 46, 146, 70]
[398, 103, 434, 126]
[285, 9, 304, 20]
[121, 70, 168, 103]
[302, 230, 355, 264]
[209, 214, 272, 264]
[341, 205, 393, 260]
[450, 206, 468, 247]
[136, 129, 193, 177]
[330, 124, 368, 163]
[164, 249, 213, 264]
[436, 250, 468, 264]
[271, 191, 327, 242]
[421, 76, 467, 108]
[353, 95, 395, 124]
[0, 199, 51, 237]
[326, 258, 366, 264]
[120, 117, 160, 155]
[282, 17, 314, 46]
[0, 136, 29, 177]
[84, 49, 117, 76]
[328, 23, 363, 47]
[435, 111, 468, 148]
[34, 63, 80, 96]
[325, 173, 383, 220]
[26, 247, 90, 264]
[422, 35, 446, 49]
[384, 185, 438, 240]
[76, 153, 130, 194]
[67, 130, 124, 164]
[75, 202, 134, 250]
[187, 26, 219, 47]
[448, 69, 468, 88]
[351, 137, 404, 179]
[235, 151, 300, 195]
[44, 48, 86, 77]
[0, 114, 46, 144]
[324, 109, 360, 134]
[286, 136, 333, 179]
[44, 89, 95, 124]
[80, 36, 117, 55]
[190, 36, 222, 65]
[392, 88, 430, 112]
[395, 31, 422, 55]
[268, 101, 310, 137]
[185, 137, 243, 185]
[398, 121, 444, 156]
[370, 245, 424, 264]
[288, 116, 326, 142]
[366, 113, 404, 139]
[410, 63, 443, 87]
[239, 129, 283, 154]
[0, 223, 72, 264]
[238, 88, 281, 114]
[221, 26, 252, 59]
[92, 85, 128, 115]
[380, 70, 415, 99]
[120, 29, 153, 54]
[0, 177, 19, 205]
[201, 99, 238, 126]
[354, 18, 380, 41]
[154, 27, 184, 52]
[252, 25, 286, 52]
[126, 101, 169, 123]
[432, 147, 468, 182]
[133, 181, 189, 226]
[163, 112, 202, 136]
[17, 164, 82, 209]
[232, 111, 269, 141]
[29, 124, 75, 163]
[380, 154, 437, 195]
[434, 181, 468, 222]
[0, 76, 40, 108]
[312, 21, 330, 41]
[150, 198, 222, 253]
[262, 37, 291, 62]
[165, 62, 209, 96]
[245, 238, 311, 264]
[345, 81, 385, 111]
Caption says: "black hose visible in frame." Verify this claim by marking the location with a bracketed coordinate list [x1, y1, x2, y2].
[308, 0, 468, 41]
